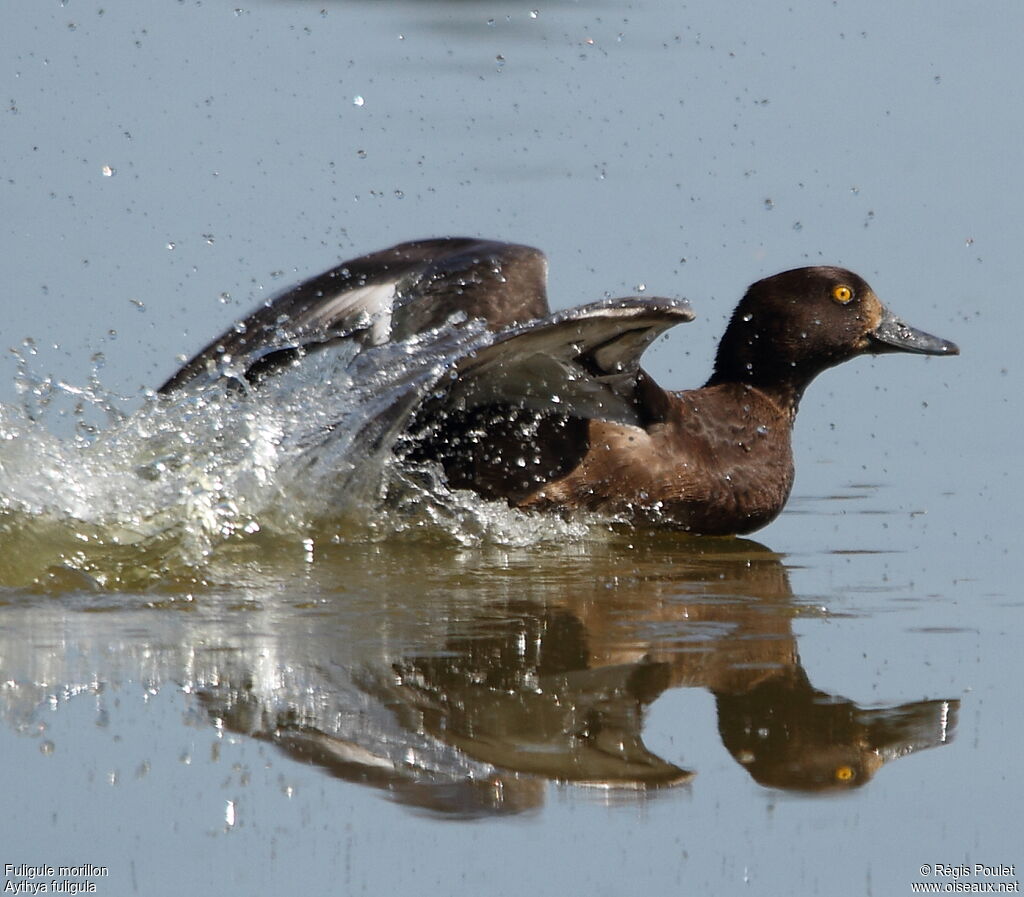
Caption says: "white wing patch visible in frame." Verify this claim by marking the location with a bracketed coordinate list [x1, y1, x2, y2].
[307, 280, 400, 344]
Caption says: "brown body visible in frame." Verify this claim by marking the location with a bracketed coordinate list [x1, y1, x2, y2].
[523, 384, 795, 535]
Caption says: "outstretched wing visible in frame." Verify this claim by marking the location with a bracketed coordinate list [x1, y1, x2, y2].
[451, 296, 694, 425]
[406, 296, 695, 502]
[158, 237, 550, 394]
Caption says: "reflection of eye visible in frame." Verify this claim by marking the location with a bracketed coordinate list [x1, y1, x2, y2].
[834, 765, 855, 782]
[832, 284, 854, 304]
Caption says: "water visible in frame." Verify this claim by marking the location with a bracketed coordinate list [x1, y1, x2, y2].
[2, 1, 1022, 896]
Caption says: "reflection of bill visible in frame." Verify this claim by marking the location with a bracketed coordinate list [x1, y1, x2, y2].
[188, 538, 959, 814]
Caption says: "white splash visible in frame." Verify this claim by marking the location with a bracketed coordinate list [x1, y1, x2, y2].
[0, 320, 595, 587]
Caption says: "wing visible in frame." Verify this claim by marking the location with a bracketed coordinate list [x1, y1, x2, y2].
[451, 297, 694, 425]
[405, 296, 695, 502]
[158, 237, 550, 394]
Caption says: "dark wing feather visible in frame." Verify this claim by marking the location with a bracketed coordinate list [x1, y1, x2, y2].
[450, 297, 694, 425]
[158, 237, 550, 394]
[406, 296, 694, 502]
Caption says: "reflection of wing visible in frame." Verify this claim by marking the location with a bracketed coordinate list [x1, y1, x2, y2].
[406, 296, 695, 502]
[158, 237, 550, 393]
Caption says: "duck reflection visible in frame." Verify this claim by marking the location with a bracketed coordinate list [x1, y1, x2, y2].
[195, 537, 957, 815]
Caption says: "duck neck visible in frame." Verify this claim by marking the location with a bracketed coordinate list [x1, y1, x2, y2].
[706, 311, 846, 420]
[703, 370, 809, 423]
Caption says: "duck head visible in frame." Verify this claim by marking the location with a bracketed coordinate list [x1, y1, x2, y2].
[707, 266, 959, 409]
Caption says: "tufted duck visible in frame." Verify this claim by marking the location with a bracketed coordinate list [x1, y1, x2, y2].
[159, 238, 958, 534]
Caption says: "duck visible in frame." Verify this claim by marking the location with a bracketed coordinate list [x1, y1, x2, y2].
[158, 238, 959, 535]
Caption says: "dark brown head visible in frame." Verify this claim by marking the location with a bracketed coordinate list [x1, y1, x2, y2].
[707, 266, 959, 405]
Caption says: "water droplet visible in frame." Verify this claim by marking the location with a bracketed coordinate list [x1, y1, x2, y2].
[218, 292, 231, 304]
[634, 283, 646, 293]
[166, 241, 176, 251]
[357, 149, 367, 159]
[394, 189, 404, 198]
[763, 198, 774, 210]
[129, 298, 145, 311]
[742, 312, 753, 322]
[101, 164, 115, 177]
[352, 95, 364, 107]
[39, 740, 55, 756]
[203, 233, 215, 245]
[225, 800, 236, 827]
[792, 221, 803, 231]
[529, 9, 539, 18]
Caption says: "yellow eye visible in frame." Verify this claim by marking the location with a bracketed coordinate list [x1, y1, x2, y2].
[834, 765, 855, 782]
[832, 284, 854, 304]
